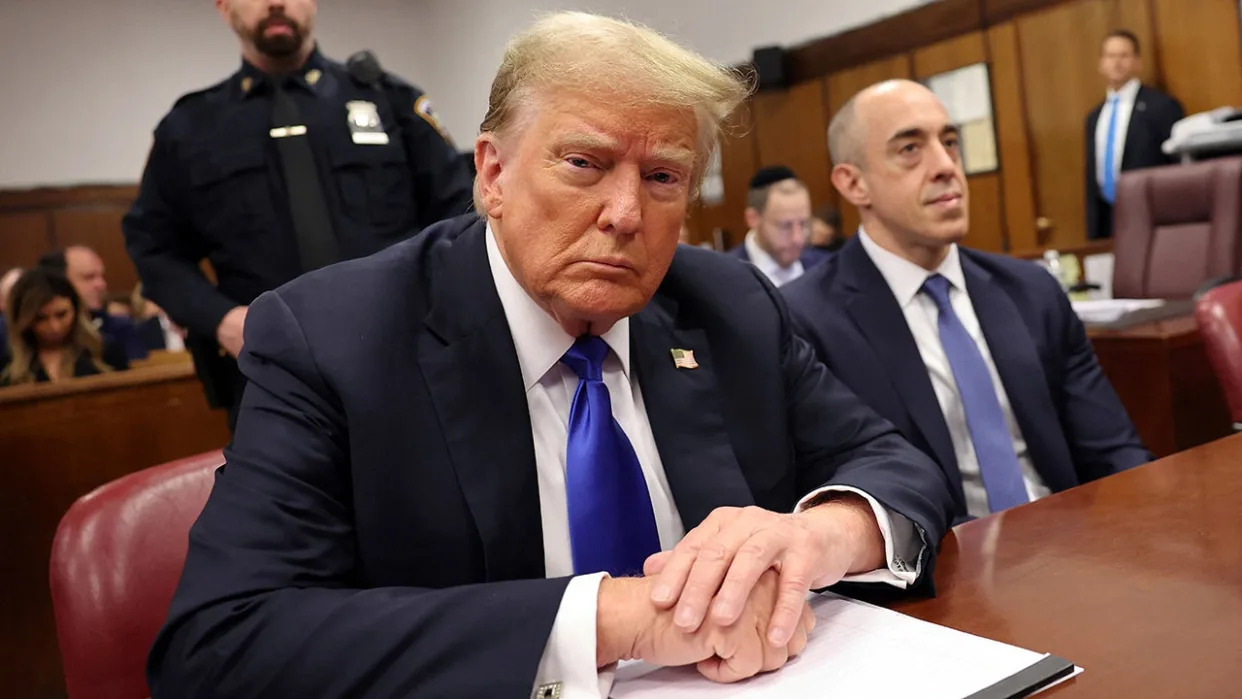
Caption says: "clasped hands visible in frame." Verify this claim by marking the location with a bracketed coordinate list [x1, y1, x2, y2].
[596, 495, 884, 683]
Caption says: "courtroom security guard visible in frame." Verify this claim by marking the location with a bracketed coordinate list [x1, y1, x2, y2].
[123, 0, 473, 428]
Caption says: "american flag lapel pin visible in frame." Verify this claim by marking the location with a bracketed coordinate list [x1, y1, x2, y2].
[670, 348, 699, 369]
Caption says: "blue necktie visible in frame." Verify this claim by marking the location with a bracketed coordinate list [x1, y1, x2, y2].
[561, 336, 660, 576]
[922, 275, 1029, 513]
[1101, 95, 1121, 204]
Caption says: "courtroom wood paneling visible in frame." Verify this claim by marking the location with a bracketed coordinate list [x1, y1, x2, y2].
[52, 208, 137, 292]
[912, 32, 988, 79]
[788, 0, 983, 83]
[1016, 0, 1119, 247]
[964, 173, 1007, 252]
[1154, 0, 1242, 115]
[0, 212, 53, 275]
[0, 185, 140, 296]
[825, 55, 914, 237]
[753, 79, 835, 211]
[0, 364, 229, 699]
[983, 0, 1073, 24]
[987, 22, 1041, 252]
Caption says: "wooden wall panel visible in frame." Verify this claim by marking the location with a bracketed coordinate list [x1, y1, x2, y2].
[0, 212, 52, 275]
[987, 22, 1041, 252]
[912, 32, 988, 79]
[1154, 0, 1242, 116]
[52, 208, 137, 293]
[965, 173, 1007, 252]
[1016, 0, 1118, 247]
[753, 79, 835, 212]
[825, 55, 914, 237]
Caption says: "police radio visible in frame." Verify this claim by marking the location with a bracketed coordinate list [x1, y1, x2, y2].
[347, 50, 384, 86]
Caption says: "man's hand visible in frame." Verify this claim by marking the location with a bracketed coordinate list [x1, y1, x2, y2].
[646, 497, 884, 648]
[596, 571, 814, 683]
[216, 306, 249, 358]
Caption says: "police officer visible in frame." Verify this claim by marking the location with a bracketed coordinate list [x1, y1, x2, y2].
[124, 0, 473, 428]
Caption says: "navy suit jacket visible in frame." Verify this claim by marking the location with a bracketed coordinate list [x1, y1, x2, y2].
[1084, 84, 1184, 240]
[150, 215, 954, 699]
[783, 237, 1152, 519]
[729, 240, 832, 270]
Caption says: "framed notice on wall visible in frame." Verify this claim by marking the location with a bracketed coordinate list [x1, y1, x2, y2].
[923, 63, 999, 175]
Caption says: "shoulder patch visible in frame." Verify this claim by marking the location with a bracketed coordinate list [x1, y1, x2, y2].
[413, 95, 454, 146]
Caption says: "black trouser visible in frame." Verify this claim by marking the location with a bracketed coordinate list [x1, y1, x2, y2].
[188, 334, 247, 434]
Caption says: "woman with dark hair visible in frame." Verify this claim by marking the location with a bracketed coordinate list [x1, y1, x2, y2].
[1, 268, 126, 385]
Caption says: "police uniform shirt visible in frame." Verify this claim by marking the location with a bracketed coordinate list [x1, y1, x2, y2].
[123, 46, 474, 342]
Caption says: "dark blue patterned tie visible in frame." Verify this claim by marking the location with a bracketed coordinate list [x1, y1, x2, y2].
[922, 275, 1029, 512]
[561, 336, 660, 576]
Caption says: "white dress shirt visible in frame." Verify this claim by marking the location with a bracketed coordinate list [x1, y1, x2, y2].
[1095, 78, 1141, 191]
[859, 230, 1052, 519]
[744, 231, 804, 287]
[485, 227, 921, 698]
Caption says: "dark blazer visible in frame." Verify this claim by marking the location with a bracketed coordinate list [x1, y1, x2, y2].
[783, 237, 1152, 520]
[149, 215, 954, 698]
[730, 240, 832, 271]
[1085, 84, 1184, 239]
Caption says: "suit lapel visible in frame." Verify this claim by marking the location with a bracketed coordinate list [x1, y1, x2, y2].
[418, 220, 545, 581]
[961, 255, 1076, 491]
[1122, 87, 1149, 170]
[838, 240, 965, 505]
[632, 294, 752, 531]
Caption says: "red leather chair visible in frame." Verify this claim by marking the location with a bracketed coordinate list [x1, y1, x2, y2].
[1196, 280, 1242, 430]
[1113, 156, 1242, 299]
[50, 451, 223, 699]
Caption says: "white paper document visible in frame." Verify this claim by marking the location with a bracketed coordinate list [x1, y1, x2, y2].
[612, 592, 1077, 699]
[1070, 298, 1166, 324]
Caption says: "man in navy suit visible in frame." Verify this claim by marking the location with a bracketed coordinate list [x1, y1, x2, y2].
[1085, 30, 1184, 240]
[785, 80, 1151, 523]
[728, 166, 831, 286]
[149, 14, 954, 699]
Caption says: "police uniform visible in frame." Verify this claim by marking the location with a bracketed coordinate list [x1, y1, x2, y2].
[123, 47, 474, 422]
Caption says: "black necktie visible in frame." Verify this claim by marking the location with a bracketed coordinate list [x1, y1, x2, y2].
[271, 78, 339, 272]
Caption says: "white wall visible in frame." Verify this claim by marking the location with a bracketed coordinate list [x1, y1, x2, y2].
[0, 0, 933, 188]
[412, 0, 936, 148]
[0, 0, 428, 189]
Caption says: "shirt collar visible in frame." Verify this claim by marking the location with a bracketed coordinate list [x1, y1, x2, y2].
[1107, 77, 1141, 102]
[857, 227, 966, 308]
[744, 230, 803, 276]
[485, 224, 631, 391]
[237, 44, 327, 98]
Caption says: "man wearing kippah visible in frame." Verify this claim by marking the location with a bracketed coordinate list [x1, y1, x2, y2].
[728, 166, 830, 286]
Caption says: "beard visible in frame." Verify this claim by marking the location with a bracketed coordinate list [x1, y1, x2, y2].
[242, 10, 306, 58]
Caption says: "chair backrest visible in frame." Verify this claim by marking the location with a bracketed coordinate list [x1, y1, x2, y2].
[1113, 157, 1242, 299]
[1195, 280, 1242, 427]
[50, 450, 222, 699]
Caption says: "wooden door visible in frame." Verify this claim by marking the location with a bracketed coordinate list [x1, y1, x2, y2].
[1154, 0, 1242, 115]
[1014, 0, 1156, 247]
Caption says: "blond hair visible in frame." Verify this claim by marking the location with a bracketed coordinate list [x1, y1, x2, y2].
[476, 12, 751, 209]
[2, 268, 108, 385]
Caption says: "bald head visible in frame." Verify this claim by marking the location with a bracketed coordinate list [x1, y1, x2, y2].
[64, 246, 108, 311]
[831, 80, 951, 165]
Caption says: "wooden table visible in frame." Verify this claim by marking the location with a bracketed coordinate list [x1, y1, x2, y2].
[1088, 315, 1231, 456]
[892, 433, 1242, 697]
[0, 362, 230, 699]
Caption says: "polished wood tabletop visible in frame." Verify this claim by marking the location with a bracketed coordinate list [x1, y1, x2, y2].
[891, 433, 1242, 697]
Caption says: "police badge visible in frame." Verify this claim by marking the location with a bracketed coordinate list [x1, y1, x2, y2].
[346, 100, 389, 145]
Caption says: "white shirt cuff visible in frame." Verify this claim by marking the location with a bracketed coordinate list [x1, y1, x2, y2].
[532, 572, 616, 699]
[795, 485, 925, 589]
